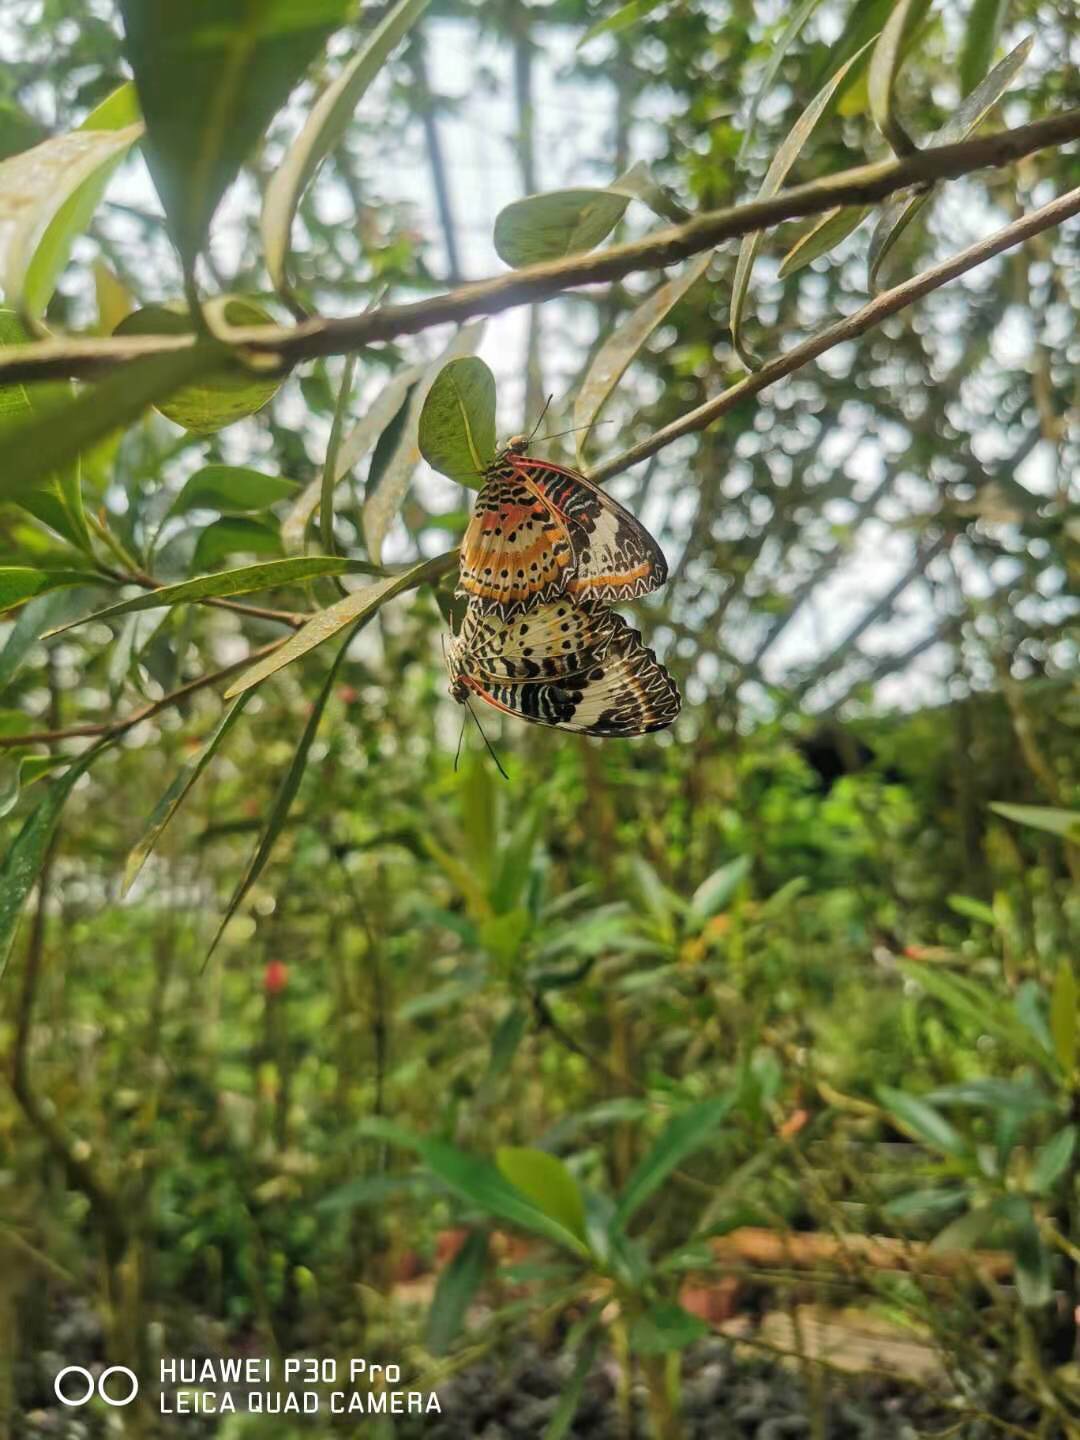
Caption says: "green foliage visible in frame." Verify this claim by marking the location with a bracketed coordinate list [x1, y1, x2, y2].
[418, 357, 497, 487]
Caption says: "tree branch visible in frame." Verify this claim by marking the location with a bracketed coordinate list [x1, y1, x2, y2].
[2, 111, 1079, 384]
[590, 182, 1080, 483]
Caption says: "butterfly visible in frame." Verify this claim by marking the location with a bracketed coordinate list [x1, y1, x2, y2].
[458, 438, 668, 618]
[447, 599, 681, 736]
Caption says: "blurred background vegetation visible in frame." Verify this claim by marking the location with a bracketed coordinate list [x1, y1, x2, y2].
[0, 0, 1077, 1436]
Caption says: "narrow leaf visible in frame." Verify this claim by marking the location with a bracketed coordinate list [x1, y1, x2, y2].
[0, 743, 106, 977]
[577, 0, 669, 47]
[209, 635, 349, 956]
[1050, 961, 1078, 1075]
[168, 465, 299, 517]
[0, 116, 142, 323]
[990, 802, 1080, 843]
[117, 0, 348, 271]
[0, 568, 101, 615]
[262, 0, 430, 298]
[0, 753, 66, 822]
[496, 1148, 588, 1243]
[193, 516, 282, 570]
[321, 354, 357, 557]
[359, 1118, 590, 1256]
[418, 357, 497, 487]
[730, 40, 872, 370]
[18, 83, 143, 323]
[1, 343, 220, 504]
[224, 550, 456, 697]
[122, 695, 251, 895]
[867, 37, 1031, 290]
[778, 205, 870, 278]
[573, 252, 711, 461]
[686, 854, 751, 929]
[51, 557, 348, 634]
[630, 1301, 709, 1354]
[363, 325, 484, 563]
[543, 1329, 600, 1440]
[867, 0, 929, 156]
[876, 1084, 968, 1157]
[425, 1231, 488, 1355]
[960, 0, 1011, 94]
[616, 1096, 733, 1226]
[739, 0, 827, 162]
[1030, 1126, 1076, 1194]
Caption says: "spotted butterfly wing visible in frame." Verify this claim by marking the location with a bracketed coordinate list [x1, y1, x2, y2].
[459, 444, 667, 617]
[450, 606, 680, 737]
[451, 598, 620, 680]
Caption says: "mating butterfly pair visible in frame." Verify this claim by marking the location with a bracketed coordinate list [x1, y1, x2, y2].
[446, 438, 680, 737]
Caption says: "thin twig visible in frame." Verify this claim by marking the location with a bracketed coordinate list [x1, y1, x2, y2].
[590, 183, 1080, 482]
[0, 637, 286, 749]
[2, 112, 1079, 384]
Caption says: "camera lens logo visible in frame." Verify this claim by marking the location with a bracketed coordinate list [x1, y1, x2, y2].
[54, 1366, 139, 1407]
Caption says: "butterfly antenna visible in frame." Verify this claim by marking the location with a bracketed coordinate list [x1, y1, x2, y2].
[527, 394, 554, 445]
[467, 701, 510, 781]
[453, 713, 467, 771]
[538, 419, 615, 444]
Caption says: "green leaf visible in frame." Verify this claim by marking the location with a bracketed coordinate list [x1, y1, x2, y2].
[573, 252, 712, 462]
[924, 1079, 1053, 1113]
[192, 516, 282, 570]
[0, 568, 101, 615]
[607, 159, 690, 224]
[494, 188, 631, 269]
[114, 300, 281, 432]
[224, 550, 456, 697]
[946, 892, 999, 927]
[616, 1096, 733, 1226]
[122, 694, 252, 896]
[363, 325, 485, 562]
[262, 0, 430, 300]
[117, 0, 349, 271]
[883, 1186, 967, 1221]
[209, 633, 349, 956]
[1050, 961, 1078, 1075]
[0, 591, 77, 690]
[866, 37, 1031, 290]
[0, 342, 220, 504]
[739, 0, 827, 162]
[16, 84, 143, 323]
[994, 1195, 1053, 1308]
[51, 557, 348, 634]
[425, 1230, 488, 1355]
[960, 0, 1011, 94]
[876, 1084, 968, 1158]
[867, 0, 930, 156]
[990, 802, 1080, 843]
[0, 753, 67, 821]
[0, 310, 91, 551]
[486, 1005, 528, 1084]
[168, 465, 299, 517]
[577, 0, 669, 47]
[320, 354, 357, 557]
[0, 104, 142, 324]
[777, 205, 871, 278]
[629, 1302, 708, 1355]
[418, 357, 497, 488]
[686, 855, 751, 929]
[543, 1328, 600, 1440]
[0, 743, 107, 977]
[358, 1118, 590, 1256]
[730, 40, 872, 370]
[496, 1148, 588, 1244]
[899, 961, 1051, 1066]
[1030, 1126, 1076, 1195]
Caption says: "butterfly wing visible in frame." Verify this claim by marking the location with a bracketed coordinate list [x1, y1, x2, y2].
[510, 456, 668, 606]
[457, 599, 619, 680]
[458, 471, 573, 614]
[458, 613, 680, 736]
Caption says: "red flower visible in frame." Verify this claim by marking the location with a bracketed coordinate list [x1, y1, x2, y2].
[264, 960, 289, 996]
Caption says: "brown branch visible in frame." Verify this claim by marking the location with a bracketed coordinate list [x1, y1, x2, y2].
[0, 637, 286, 749]
[590, 182, 1080, 483]
[3, 111, 1079, 384]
